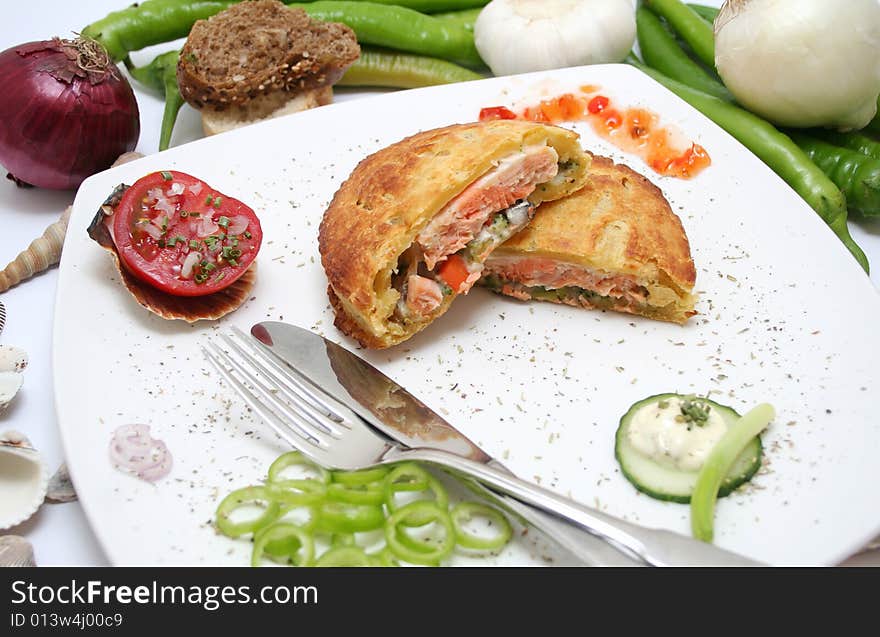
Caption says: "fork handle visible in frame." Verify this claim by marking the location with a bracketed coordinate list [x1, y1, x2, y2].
[385, 447, 762, 566]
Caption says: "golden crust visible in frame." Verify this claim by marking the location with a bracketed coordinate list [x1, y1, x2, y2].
[87, 185, 255, 323]
[491, 154, 696, 322]
[319, 120, 589, 348]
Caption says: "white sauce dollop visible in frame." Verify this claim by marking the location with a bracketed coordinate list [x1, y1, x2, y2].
[626, 397, 726, 472]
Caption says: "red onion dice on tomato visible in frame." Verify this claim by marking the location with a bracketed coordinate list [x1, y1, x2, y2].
[0, 37, 140, 190]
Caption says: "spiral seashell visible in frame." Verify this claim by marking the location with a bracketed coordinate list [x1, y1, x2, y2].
[0, 152, 144, 294]
[0, 300, 5, 336]
[0, 535, 35, 567]
[0, 206, 71, 293]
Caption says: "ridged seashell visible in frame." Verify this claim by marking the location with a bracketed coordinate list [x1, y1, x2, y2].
[0, 206, 71, 293]
[0, 431, 49, 530]
[0, 535, 35, 567]
[0, 300, 6, 336]
[0, 345, 28, 411]
[46, 463, 77, 503]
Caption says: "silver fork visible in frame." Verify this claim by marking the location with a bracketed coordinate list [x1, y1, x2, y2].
[202, 333, 762, 566]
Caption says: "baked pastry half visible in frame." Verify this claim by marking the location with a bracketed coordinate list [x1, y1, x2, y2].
[319, 120, 590, 348]
[481, 154, 697, 324]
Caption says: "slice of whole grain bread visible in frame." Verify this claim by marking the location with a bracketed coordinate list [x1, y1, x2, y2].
[177, 0, 359, 110]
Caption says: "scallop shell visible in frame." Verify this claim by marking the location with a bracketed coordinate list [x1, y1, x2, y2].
[0, 431, 49, 530]
[87, 185, 257, 322]
[0, 535, 36, 567]
[45, 463, 77, 503]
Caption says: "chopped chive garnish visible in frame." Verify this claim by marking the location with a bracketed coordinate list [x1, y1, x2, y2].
[203, 262, 217, 273]
[214, 272, 226, 282]
[213, 197, 222, 208]
[165, 237, 177, 247]
[217, 216, 230, 229]
[180, 210, 188, 218]
[243, 231, 252, 239]
[157, 239, 166, 248]
[205, 195, 214, 206]
[189, 240, 200, 250]
[194, 273, 208, 284]
[189, 211, 200, 218]
[161, 171, 172, 181]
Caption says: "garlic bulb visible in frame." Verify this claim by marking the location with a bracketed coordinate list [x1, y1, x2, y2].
[714, 0, 880, 130]
[474, 0, 636, 77]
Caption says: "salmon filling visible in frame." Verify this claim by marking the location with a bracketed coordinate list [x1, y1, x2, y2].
[481, 257, 650, 314]
[392, 144, 561, 322]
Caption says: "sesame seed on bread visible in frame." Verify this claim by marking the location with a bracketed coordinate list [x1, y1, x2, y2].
[177, 0, 360, 111]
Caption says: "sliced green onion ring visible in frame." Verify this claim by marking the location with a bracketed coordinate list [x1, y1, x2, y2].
[383, 464, 449, 527]
[451, 502, 513, 550]
[315, 546, 372, 567]
[332, 467, 390, 486]
[330, 533, 357, 547]
[315, 502, 386, 534]
[268, 451, 330, 484]
[215, 486, 281, 538]
[384, 501, 455, 565]
[251, 523, 314, 567]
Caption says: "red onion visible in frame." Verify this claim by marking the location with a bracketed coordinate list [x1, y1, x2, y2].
[0, 37, 140, 190]
[109, 424, 173, 483]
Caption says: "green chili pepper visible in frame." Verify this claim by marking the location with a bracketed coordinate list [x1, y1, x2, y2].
[215, 486, 281, 538]
[450, 502, 512, 550]
[627, 55, 869, 272]
[645, 0, 715, 69]
[82, 0, 236, 62]
[686, 3, 720, 23]
[432, 7, 482, 31]
[314, 501, 386, 533]
[331, 466, 390, 486]
[266, 479, 328, 506]
[126, 50, 184, 151]
[268, 450, 331, 484]
[326, 482, 386, 505]
[338, 47, 482, 88]
[383, 463, 449, 527]
[636, 7, 732, 102]
[315, 546, 372, 566]
[251, 523, 315, 567]
[289, 1, 484, 68]
[788, 132, 880, 217]
[384, 501, 455, 565]
[806, 129, 880, 162]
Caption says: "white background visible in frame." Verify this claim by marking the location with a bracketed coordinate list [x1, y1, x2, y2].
[1, 0, 878, 565]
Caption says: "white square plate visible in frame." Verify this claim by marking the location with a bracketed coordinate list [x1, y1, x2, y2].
[54, 64, 880, 565]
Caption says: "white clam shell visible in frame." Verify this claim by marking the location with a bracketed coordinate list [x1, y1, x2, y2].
[0, 345, 27, 410]
[0, 345, 28, 372]
[0, 431, 49, 530]
[0, 535, 36, 567]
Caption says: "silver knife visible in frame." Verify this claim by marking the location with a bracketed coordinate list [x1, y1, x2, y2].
[249, 321, 761, 566]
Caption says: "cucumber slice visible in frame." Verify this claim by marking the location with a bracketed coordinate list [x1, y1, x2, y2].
[615, 393, 762, 503]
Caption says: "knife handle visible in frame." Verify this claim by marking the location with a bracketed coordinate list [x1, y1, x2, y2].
[385, 446, 762, 566]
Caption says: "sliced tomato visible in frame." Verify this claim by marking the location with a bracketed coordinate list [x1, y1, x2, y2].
[112, 171, 262, 297]
[478, 106, 518, 122]
[436, 254, 470, 292]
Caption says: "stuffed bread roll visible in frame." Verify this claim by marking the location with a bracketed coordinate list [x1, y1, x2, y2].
[319, 120, 590, 348]
[481, 154, 697, 324]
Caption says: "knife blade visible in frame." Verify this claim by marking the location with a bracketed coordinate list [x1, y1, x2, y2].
[250, 321, 643, 566]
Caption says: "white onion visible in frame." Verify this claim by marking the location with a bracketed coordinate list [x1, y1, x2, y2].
[227, 215, 249, 235]
[196, 217, 219, 237]
[188, 182, 203, 196]
[714, 0, 880, 130]
[181, 251, 201, 279]
[108, 424, 172, 482]
[167, 181, 185, 196]
[139, 221, 163, 241]
[475, 0, 636, 77]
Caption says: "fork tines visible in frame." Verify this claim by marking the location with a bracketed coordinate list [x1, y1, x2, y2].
[201, 328, 358, 459]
